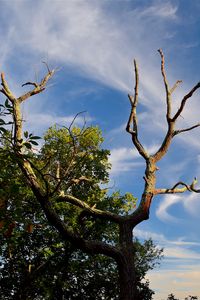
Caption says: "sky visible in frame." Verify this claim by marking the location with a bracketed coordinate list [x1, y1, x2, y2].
[0, 0, 200, 298]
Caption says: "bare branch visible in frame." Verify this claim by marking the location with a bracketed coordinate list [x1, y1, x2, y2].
[0, 73, 16, 101]
[22, 82, 38, 88]
[154, 178, 200, 195]
[170, 80, 182, 94]
[126, 60, 149, 160]
[158, 49, 171, 120]
[68, 111, 86, 132]
[17, 69, 55, 103]
[172, 82, 200, 121]
[42, 61, 51, 74]
[153, 50, 177, 162]
[153, 52, 200, 162]
[126, 60, 139, 134]
[173, 123, 200, 136]
[58, 192, 122, 223]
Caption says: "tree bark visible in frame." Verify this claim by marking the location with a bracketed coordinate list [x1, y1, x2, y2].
[117, 223, 136, 300]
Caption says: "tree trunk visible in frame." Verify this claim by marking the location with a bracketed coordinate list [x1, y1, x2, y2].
[118, 223, 136, 300]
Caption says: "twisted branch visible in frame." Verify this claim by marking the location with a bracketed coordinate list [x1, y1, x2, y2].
[154, 178, 200, 195]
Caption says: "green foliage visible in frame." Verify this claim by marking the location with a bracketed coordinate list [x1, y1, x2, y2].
[0, 100, 13, 136]
[0, 124, 162, 299]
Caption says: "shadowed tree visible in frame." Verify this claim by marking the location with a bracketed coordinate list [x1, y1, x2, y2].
[0, 49, 200, 299]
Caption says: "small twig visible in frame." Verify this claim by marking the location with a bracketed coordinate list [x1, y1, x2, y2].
[42, 61, 51, 74]
[173, 123, 200, 136]
[170, 80, 182, 94]
[172, 82, 200, 121]
[68, 111, 86, 132]
[22, 82, 38, 88]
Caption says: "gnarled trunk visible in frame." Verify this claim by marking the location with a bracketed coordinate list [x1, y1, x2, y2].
[118, 223, 136, 300]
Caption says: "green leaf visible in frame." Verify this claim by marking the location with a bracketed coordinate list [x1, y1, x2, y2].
[24, 131, 29, 138]
[0, 119, 5, 125]
[24, 142, 32, 149]
[29, 140, 38, 146]
[5, 99, 9, 108]
[5, 99, 12, 109]
[30, 136, 41, 140]
[0, 127, 7, 133]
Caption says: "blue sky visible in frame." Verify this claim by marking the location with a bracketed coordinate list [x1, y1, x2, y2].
[0, 0, 200, 298]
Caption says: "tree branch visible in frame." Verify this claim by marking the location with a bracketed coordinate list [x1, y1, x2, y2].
[158, 49, 171, 120]
[38, 195, 123, 260]
[154, 178, 200, 195]
[126, 60, 149, 160]
[22, 82, 38, 88]
[173, 123, 200, 136]
[57, 192, 122, 223]
[0, 73, 16, 102]
[170, 80, 182, 94]
[18, 70, 55, 103]
[172, 82, 200, 121]
[153, 50, 175, 162]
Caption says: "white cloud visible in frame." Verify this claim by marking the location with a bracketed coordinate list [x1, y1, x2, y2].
[134, 228, 200, 247]
[3, 0, 197, 161]
[23, 112, 93, 135]
[183, 192, 200, 217]
[156, 191, 200, 222]
[0, 0, 179, 96]
[164, 246, 200, 260]
[134, 228, 166, 242]
[134, 228, 200, 298]
[109, 147, 143, 174]
[148, 266, 200, 299]
[138, 2, 178, 19]
[156, 194, 182, 222]
[109, 144, 159, 174]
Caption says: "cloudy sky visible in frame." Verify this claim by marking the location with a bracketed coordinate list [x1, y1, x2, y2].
[0, 0, 200, 298]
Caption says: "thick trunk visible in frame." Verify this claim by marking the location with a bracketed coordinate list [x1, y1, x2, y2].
[118, 223, 136, 300]
[117, 253, 136, 300]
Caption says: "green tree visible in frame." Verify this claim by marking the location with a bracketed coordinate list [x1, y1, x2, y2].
[0, 50, 200, 299]
[0, 125, 162, 299]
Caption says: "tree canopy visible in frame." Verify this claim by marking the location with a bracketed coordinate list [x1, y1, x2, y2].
[0, 123, 162, 299]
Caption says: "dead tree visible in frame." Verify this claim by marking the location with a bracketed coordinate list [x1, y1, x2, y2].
[1, 50, 200, 300]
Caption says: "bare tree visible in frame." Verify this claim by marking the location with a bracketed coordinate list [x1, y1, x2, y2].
[1, 50, 200, 300]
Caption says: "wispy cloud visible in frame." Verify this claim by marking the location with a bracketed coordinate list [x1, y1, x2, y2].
[134, 228, 200, 247]
[148, 265, 200, 299]
[0, 0, 179, 94]
[109, 144, 159, 174]
[156, 194, 182, 222]
[135, 228, 200, 298]
[138, 2, 178, 19]
[156, 191, 200, 222]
